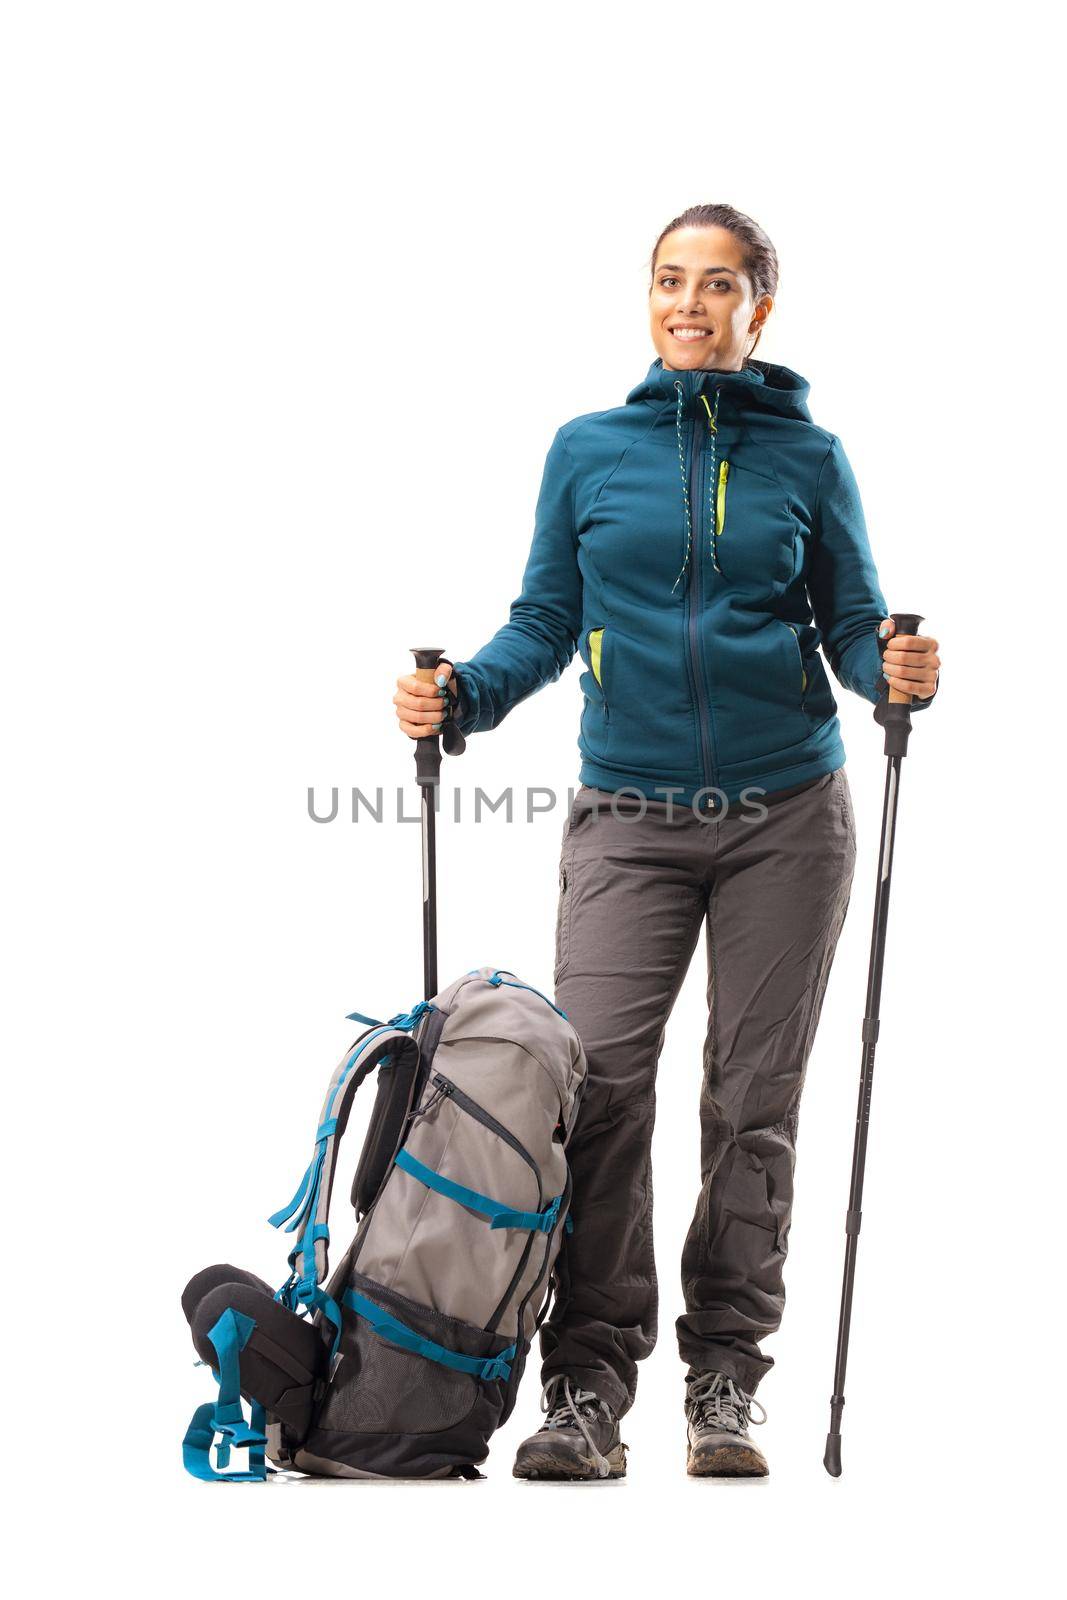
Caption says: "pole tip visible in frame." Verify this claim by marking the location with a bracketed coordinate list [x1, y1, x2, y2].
[823, 1433, 842, 1478]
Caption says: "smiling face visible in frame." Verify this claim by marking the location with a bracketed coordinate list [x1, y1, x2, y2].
[649, 225, 772, 372]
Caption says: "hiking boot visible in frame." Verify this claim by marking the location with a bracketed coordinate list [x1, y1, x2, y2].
[685, 1369, 769, 1478]
[512, 1375, 627, 1480]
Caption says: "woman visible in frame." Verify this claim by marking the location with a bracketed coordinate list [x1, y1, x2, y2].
[393, 203, 940, 1480]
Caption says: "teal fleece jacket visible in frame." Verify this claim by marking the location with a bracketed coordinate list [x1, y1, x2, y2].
[452, 358, 897, 807]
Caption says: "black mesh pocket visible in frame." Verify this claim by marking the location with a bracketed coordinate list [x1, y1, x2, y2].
[315, 1271, 514, 1440]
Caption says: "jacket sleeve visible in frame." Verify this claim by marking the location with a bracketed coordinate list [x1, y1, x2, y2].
[449, 429, 582, 736]
[807, 434, 889, 706]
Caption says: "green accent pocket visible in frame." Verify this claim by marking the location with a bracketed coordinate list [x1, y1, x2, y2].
[787, 623, 808, 695]
[716, 459, 729, 538]
[588, 627, 604, 686]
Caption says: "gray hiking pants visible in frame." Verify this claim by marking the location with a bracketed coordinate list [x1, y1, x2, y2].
[540, 770, 857, 1414]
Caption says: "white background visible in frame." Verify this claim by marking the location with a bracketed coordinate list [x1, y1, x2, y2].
[3, 2, 1061, 1594]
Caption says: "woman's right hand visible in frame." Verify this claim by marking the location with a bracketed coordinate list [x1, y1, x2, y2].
[393, 661, 456, 739]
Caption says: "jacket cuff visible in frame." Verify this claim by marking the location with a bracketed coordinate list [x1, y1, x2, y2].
[855, 632, 888, 705]
[449, 662, 483, 737]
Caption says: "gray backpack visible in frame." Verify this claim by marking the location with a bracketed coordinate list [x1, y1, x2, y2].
[181, 966, 587, 1480]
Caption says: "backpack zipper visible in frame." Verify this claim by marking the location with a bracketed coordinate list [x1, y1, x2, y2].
[431, 1073, 543, 1204]
[431, 1071, 543, 1332]
[438, 1033, 570, 1116]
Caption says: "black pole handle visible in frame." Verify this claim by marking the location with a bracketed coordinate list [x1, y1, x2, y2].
[876, 612, 925, 757]
[410, 646, 447, 787]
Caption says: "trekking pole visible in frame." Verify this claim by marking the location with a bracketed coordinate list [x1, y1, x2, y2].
[824, 612, 925, 1478]
[409, 647, 447, 1002]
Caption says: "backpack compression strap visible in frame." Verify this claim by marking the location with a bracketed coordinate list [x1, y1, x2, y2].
[182, 1308, 269, 1482]
[268, 1024, 422, 1347]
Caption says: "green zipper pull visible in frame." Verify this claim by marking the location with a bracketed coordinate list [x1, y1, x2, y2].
[716, 459, 729, 539]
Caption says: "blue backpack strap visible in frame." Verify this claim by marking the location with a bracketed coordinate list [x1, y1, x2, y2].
[393, 1147, 565, 1234]
[182, 1309, 269, 1482]
[268, 1024, 423, 1349]
[343, 1290, 516, 1383]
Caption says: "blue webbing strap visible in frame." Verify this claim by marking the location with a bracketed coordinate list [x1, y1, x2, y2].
[182, 1309, 268, 1482]
[343, 1290, 516, 1382]
[346, 1000, 437, 1033]
[486, 970, 568, 1020]
[268, 1025, 417, 1355]
[394, 1147, 565, 1234]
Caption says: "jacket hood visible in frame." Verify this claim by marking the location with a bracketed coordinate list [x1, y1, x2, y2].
[627, 356, 813, 423]
[626, 358, 815, 596]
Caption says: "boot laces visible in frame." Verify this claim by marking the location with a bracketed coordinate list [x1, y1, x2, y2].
[539, 1375, 613, 1479]
[686, 1370, 767, 1435]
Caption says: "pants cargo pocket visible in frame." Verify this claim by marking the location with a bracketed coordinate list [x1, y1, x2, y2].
[832, 767, 857, 848]
[554, 854, 575, 981]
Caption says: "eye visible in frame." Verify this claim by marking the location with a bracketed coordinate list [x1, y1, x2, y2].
[659, 276, 679, 289]
[709, 279, 733, 292]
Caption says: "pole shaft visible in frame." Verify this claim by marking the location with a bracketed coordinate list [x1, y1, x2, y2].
[421, 784, 437, 1001]
[409, 648, 446, 1004]
[824, 752, 903, 1474]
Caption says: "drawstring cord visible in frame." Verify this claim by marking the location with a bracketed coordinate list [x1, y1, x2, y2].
[671, 383, 721, 594]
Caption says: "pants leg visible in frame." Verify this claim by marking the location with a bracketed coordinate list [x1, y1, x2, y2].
[540, 786, 706, 1418]
[676, 769, 857, 1392]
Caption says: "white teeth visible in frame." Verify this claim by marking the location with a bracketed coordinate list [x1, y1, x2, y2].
[672, 328, 711, 340]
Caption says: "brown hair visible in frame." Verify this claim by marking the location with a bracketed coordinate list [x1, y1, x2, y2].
[649, 203, 779, 360]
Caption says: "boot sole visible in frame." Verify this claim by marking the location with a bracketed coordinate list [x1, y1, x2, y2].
[513, 1442, 628, 1481]
[687, 1442, 768, 1478]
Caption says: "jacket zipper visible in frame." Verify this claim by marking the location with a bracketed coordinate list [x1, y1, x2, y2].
[432, 1071, 543, 1332]
[686, 410, 717, 799]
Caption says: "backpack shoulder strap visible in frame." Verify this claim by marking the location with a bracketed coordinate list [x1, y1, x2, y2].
[268, 1023, 422, 1347]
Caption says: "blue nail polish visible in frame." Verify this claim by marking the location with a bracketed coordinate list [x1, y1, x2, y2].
[432, 721, 441, 731]
[435, 673, 447, 686]
[883, 669, 890, 679]
[878, 622, 892, 638]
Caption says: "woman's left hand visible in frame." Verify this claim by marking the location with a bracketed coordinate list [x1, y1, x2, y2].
[878, 618, 940, 701]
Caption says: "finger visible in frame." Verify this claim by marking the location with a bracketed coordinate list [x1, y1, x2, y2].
[884, 661, 937, 683]
[877, 618, 896, 641]
[883, 649, 940, 673]
[396, 674, 447, 698]
[396, 684, 454, 710]
[394, 697, 446, 724]
[883, 652, 940, 678]
[884, 673, 938, 697]
[883, 635, 938, 657]
[398, 710, 446, 735]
